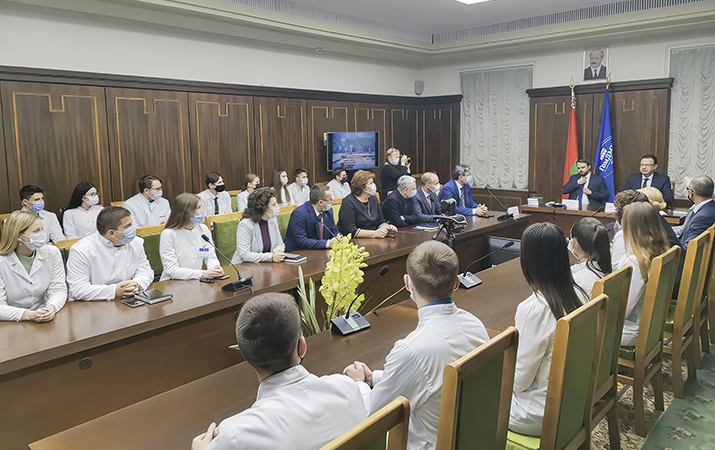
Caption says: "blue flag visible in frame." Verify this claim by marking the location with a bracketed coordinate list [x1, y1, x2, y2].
[596, 89, 615, 203]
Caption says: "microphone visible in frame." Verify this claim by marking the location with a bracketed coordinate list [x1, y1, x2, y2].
[201, 234, 253, 292]
[458, 241, 515, 289]
[485, 186, 514, 221]
[320, 213, 337, 239]
[330, 265, 389, 336]
[591, 205, 606, 216]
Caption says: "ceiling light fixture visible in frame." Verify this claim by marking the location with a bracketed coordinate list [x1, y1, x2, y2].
[453, 0, 495, 4]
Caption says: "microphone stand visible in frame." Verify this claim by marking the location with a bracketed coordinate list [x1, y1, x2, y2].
[458, 242, 515, 289]
[201, 235, 253, 292]
[485, 186, 514, 221]
[331, 266, 389, 336]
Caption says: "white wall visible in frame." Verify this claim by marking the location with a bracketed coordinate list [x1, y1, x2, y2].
[0, 3, 421, 96]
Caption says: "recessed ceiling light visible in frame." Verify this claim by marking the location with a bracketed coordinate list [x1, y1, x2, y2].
[453, 0, 495, 4]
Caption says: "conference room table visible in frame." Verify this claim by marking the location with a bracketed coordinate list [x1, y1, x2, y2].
[1, 212, 528, 450]
[30, 257, 533, 450]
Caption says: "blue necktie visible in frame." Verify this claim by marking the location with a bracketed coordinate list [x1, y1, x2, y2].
[578, 185, 584, 203]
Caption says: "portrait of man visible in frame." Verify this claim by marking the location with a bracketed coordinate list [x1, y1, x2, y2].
[584, 48, 608, 80]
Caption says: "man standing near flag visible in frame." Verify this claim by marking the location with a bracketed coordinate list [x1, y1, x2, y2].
[562, 159, 611, 208]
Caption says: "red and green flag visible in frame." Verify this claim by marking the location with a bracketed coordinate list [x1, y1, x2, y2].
[562, 88, 579, 199]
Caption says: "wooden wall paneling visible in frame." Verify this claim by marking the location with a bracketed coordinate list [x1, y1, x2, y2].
[0, 100, 10, 214]
[106, 88, 191, 202]
[188, 93, 254, 192]
[472, 188, 530, 211]
[0, 82, 111, 214]
[307, 101, 349, 183]
[529, 96, 572, 202]
[387, 106, 419, 171]
[353, 103, 387, 179]
[254, 97, 307, 185]
[422, 104, 459, 184]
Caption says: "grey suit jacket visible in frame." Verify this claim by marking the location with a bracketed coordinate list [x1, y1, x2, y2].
[231, 217, 285, 264]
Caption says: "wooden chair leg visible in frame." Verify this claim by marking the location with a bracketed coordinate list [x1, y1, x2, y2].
[652, 370, 665, 412]
[696, 323, 705, 368]
[701, 318, 711, 355]
[633, 380, 647, 437]
[671, 348, 684, 399]
[686, 340, 697, 384]
[607, 405, 621, 450]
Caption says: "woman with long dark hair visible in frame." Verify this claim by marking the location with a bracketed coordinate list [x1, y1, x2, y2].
[271, 169, 292, 207]
[568, 217, 612, 295]
[62, 182, 102, 239]
[509, 222, 588, 437]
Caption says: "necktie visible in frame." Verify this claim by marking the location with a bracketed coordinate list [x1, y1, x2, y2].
[460, 186, 466, 208]
[214, 197, 219, 215]
[578, 184, 584, 203]
[642, 177, 649, 189]
[318, 214, 324, 240]
[593, 68, 598, 78]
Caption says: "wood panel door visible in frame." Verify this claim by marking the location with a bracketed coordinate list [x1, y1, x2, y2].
[0, 103, 9, 214]
[188, 93, 254, 192]
[388, 106, 419, 171]
[0, 82, 111, 214]
[254, 97, 307, 185]
[106, 88, 191, 202]
[307, 101, 349, 183]
[422, 104, 459, 183]
[529, 96, 572, 202]
[354, 103, 387, 169]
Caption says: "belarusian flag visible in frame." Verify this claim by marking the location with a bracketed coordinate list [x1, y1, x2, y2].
[562, 89, 579, 199]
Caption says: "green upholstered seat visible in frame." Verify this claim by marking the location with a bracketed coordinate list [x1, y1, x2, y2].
[213, 219, 240, 268]
[619, 346, 636, 361]
[277, 211, 292, 239]
[506, 431, 540, 450]
[141, 233, 163, 275]
[333, 204, 341, 224]
[231, 195, 238, 212]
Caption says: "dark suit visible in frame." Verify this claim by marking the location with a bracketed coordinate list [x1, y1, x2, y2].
[584, 65, 607, 80]
[624, 172, 674, 205]
[382, 190, 419, 228]
[412, 187, 441, 223]
[680, 201, 715, 250]
[284, 202, 339, 252]
[439, 179, 477, 216]
[562, 173, 611, 207]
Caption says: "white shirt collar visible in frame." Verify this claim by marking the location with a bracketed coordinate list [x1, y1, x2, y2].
[257, 365, 310, 399]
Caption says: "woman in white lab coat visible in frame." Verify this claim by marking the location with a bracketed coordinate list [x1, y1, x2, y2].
[62, 182, 103, 239]
[0, 211, 67, 322]
[568, 217, 612, 296]
[509, 222, 588, 437]
[159, 193, 224, 281]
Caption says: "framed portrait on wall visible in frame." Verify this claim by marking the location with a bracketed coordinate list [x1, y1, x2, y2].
[583, 47, 609, 81]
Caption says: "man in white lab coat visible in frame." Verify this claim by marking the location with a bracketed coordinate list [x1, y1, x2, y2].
[191, 293, 368, 450]
[66, 206, 153, 301]
[343, 241, 490, 450]
[122, 175, 171, 228]
[19, 185, 65, 244]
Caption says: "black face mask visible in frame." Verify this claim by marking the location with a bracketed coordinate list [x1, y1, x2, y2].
[254, 182, 262, 189]
[687, 191, 695, 205]
[214, 185, 226, 193]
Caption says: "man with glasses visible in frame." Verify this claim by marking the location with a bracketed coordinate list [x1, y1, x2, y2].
[284, 185, 338, 251]
[624, 154, 674, 205]
[382, 175, 421, 228]
[122, 175, 171, 228]
[675, 176, 715, 249]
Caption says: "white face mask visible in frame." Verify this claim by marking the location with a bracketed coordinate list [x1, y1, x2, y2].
[85, 195, 99, 206]
[366, 183, 377, 196]
[21, 233, 46, 250]
[392, 157, 401, 166]
[406, 189, 417, 199]
[268, 207, 280, 220]
[432, 183, 441, 193]
[280, 176, 289, 186]
[302, 178, 309, 187]
[152, 190, 163, 201]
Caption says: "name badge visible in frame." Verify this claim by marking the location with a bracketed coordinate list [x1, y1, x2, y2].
[198, 247, 210, 259]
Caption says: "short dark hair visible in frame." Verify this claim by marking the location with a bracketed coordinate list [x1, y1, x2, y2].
[310, 185, 329, 205]
[333, 168, 346, 179]
[613, 190, 648, 222]
[406, 241, 459, 301]
[20, 185, 43, 201]
[96, 206, 131, 235]
[520, 223, 585, 320]
[205, 172, 221, 188]
[294, 168, 307, 179]
[245, 189, 275, 222]
[641, 154, 658, 165]
[138, 175, 161, 193]
[236, 293, 300, 375]
[577, 158, 591, 166]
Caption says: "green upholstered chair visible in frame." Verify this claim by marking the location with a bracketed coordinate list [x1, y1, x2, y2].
[436, 327, 518, 450]
[506, 294, 608, 450]
[277, 210, 293, 239]
[589, 265, 632, 450]
[617, 245, 680, 437]
[137, 225, 165, 277]
[319, 396, 410, 450]
[664, 230, 710, 397]
[333, 203, 341, 225]
[208, 213, 242, 268]
[53, 238, 82, 265]
[228, 190, 242, 213]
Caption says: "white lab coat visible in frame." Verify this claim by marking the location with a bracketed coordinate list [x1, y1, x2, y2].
[159, 225, 220, 281]
[287, 183, 310, 207]
[206, 365, 368, 450]
[363, 301, 489, 450]
[122, 193, 171, 228]
[235, 190, 250, 213]
[570, 262, 604, 297]
[62, 205, 102, 239]
[327, 179, 351, 200]
[612, 229, 626, 263]
[231, 218, 285, 264]
[198, 189, 232, 216]
[0, 245, 67, 321]
[613, 252, 646, 346]
[66, 232, 154, 301]
[21, 208, 65, 243]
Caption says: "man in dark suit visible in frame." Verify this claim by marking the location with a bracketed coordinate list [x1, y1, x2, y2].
[284, 185, 339, 251]
[561, 158, 611, 207]
[678, 175, 715, 250]
[623, 154, 674, 205]
[584, 49, 607, 80]
[438, 165, 488, 216]
[382, 175, 421, 228]
[412, 172, 442, 222]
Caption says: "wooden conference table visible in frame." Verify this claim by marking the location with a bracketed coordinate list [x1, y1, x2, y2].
[1, 213, 528, 450]
[31, 258, 533, 450]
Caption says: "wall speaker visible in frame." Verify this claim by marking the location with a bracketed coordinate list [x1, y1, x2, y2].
[414, 80, 425, 96]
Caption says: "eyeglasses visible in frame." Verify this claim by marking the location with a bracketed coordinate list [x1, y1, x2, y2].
[640, 163, 655, 167]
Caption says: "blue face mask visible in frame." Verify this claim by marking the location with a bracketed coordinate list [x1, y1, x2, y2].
[323, 202, 333, 212]
[118, 226, 136, 245]
[190, 212, 205, 224]
[465, 175, 473, 186]
[30, 201, 45, 213]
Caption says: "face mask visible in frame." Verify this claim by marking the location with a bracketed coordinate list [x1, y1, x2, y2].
[432, 183, 441, 193]
[254, 182, 262, 189]
[214, 185, 226, 193]
[190, 212, 205, 224]
[29, 201, 45, 213]
[323, 202, 333, 212]
[406, 189, 417, 199]
[280, 176, 288, 186]
[302, 178, 309, 187]
[567, 238, 580, 262]
[340, 177, 347, 183]
[268, 207, 280, 220]
[117, 226, 137, 245]
[85, 195, 99, 206]
[366, 183, 377, 196]
[21, 233, 46, 250]
[392, 157, 401, 166]
[152, 190, 163, 201]
[465, 175, 473, 186]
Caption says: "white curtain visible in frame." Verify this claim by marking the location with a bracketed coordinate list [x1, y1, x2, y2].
[460, 66, 532, 190]
[668, 45, 715, 198]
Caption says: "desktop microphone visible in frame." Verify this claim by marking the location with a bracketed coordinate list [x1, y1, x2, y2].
[485, 186, 514, 221]
[591, 205, 606, 216]
[320, 214, 337, 239]
[201, 234, 253, 292]
[331, 265, 389, 336]
[458, 241, 515, 289]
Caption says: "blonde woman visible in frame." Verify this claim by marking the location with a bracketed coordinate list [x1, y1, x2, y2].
[638, 186, 680, 249]
[616, 202, 671, 345]
[0, 211, 67, 322]
[159, 193, 224, 281]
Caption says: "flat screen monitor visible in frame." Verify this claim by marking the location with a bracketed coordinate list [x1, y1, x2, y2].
[326, 131, 379, 172]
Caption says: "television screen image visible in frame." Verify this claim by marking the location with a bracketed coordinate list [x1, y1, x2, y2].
[327, 131, 379, 171]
